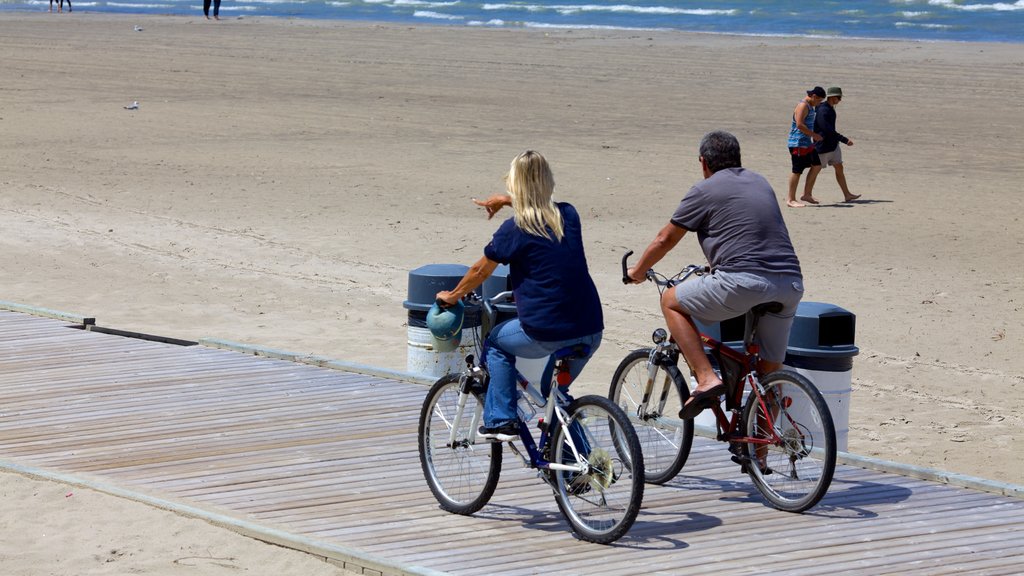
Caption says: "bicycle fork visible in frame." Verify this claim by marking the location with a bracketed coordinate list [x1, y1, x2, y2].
[637, 344, 682, 420]
[447, 371, 485, 449]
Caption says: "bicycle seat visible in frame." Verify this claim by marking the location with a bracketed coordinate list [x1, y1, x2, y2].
[751, 301, 784, 317]
[553, 344, 592, 361]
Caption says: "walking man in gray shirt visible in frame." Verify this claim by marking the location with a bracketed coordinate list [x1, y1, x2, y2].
[626, 131, 804, 419]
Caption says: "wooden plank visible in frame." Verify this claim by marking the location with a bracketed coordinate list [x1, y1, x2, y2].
[2, 310, 1024, 576]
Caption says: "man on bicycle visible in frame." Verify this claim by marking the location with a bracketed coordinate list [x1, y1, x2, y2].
[626, 130, 804, 420]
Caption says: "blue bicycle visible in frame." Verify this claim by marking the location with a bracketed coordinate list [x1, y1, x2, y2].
[417, 291, 645, 544]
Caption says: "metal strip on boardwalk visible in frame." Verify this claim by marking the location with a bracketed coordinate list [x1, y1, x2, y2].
[2, 310, 1023, 576]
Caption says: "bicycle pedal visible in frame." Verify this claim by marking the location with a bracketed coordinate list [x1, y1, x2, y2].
[732, 454, 773, 476]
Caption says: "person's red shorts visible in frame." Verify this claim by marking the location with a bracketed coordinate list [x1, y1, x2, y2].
[790, 146, 821, 174]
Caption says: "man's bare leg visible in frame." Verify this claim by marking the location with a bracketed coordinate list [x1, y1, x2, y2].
[661, 289, 721, 392]
[800, 165, 822, 204]
[787, 172, 806, 208]
[835, 163, 860, 201]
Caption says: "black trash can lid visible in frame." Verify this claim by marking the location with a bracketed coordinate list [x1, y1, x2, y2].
[403, 263, 469, 312]
[481, 264, 517, 314]
[787, 301, 858, 358]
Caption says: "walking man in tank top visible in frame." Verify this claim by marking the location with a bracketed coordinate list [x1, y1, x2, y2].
[786, 86, 825, 208]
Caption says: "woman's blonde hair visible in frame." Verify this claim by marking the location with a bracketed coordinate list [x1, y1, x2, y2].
[505, 150, 563, 241]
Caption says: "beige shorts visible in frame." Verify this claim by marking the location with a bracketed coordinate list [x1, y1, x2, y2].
[818, 146, 843, 167]
[674, 270, 804, 363]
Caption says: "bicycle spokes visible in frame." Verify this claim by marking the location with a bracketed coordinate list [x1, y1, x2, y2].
[550, 396, 645, 543]
[742, 371, 836, 512]
[587, 447, 616, 489]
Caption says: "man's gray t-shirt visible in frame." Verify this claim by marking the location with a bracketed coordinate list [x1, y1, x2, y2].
[670, 167, 801, 276]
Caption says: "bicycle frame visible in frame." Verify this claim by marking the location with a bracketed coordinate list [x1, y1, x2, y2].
[619, 249, 784, 450]
[640, 340, 688, 419]
[700, 334, 780, 448]
[454, 291, 588, 476]
[506, 386, 588, 475]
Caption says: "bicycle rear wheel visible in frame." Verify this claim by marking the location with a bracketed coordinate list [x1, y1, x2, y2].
[551, 395, 644, 544]
[741, 369, 836, 513]
[418, 373, 502, 515]
[609, 348, 693, 484]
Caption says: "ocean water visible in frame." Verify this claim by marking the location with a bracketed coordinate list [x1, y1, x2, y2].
[2, 0, 1023, 43]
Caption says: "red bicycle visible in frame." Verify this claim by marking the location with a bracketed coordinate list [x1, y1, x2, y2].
[612, 251, 836, 512]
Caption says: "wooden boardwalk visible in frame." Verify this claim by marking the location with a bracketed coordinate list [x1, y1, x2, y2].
[1, 309, 1023, 575]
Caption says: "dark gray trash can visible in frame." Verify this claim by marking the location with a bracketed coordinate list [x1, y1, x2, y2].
[481, 264, 517, 325]
[402, 264, 481, 378]
[782, 302, 858, 451]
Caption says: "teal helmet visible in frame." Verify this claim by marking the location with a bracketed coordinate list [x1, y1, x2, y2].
[426, 300, 464, 352]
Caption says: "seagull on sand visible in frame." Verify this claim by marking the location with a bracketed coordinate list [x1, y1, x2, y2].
[124, 101, 139, 110]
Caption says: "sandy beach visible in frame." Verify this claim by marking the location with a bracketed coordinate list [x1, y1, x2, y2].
[1, 11, 1022, 570]
[0, 470, 360, 575]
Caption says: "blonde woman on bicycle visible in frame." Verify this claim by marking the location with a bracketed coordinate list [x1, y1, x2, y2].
[436, 150, 604, 441]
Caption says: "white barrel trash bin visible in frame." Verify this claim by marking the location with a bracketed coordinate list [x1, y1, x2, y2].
[781, 366, 851, 451]
[782, 302, 858, 452]
[407, 325, 482, 377]
[403, 264, 482, 380]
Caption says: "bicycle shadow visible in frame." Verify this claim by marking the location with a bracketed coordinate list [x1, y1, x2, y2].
[616, 510, 720, 549]
[475, 503, 716, 549]
[665, 473, 912, 520]
[802, 477, 914, 519]
[472, 502, 567, 532]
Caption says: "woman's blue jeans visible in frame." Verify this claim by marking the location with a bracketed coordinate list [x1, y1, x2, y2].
[482, 318, 602, 429]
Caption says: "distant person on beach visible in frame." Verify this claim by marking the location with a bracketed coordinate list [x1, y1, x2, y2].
[435, 150, 604, 441]
[813, 86, 860, 202]
[204, 0, 222, 20]
[786, 86, 825, 208]
[626, 131, 803, 421]
[49, 0, 71, 12]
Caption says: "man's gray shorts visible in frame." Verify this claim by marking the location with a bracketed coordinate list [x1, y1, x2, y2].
[819, 145, 843, 167]
[674, 270, 804, 363]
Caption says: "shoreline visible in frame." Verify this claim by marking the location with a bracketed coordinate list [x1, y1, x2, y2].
[3, 9, 1022, 45]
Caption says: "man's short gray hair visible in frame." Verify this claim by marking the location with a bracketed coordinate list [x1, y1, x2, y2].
[699, 131, 742, 174]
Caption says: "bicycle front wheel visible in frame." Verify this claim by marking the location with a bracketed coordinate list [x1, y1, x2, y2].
[551, 395, 644, 544]
[418, 374, 502, 515]
[609, 348, 693, 484]
[741, 369, 836, 513]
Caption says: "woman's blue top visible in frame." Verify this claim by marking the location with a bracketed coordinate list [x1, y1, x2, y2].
[484, 202, 604, 341]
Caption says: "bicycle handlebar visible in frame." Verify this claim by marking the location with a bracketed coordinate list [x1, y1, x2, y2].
[621, 250, 708, 288]
[620, 250, 637, 284]
[620, 250, 662, 285]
